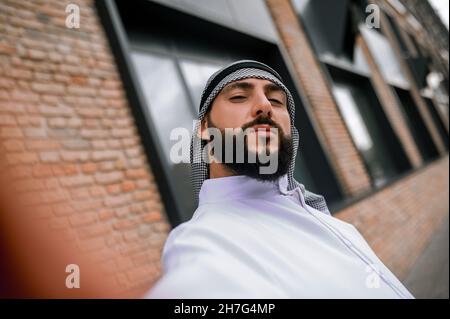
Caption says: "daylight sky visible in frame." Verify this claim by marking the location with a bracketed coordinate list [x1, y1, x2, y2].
[428, 0, 449, 29]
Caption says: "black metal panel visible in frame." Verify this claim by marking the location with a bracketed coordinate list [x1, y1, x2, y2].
[423, 98, 449, 150]
[394, 87, 440, 162]
[385, 13, 430, 89]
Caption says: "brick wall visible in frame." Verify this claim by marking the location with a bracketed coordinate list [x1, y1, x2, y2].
[337, 156, 449, 280]
[0, 0, 170, 296]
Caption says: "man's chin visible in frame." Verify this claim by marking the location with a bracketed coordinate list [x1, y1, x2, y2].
[223, 160, 287, 183]
[247, 147, 280, 157]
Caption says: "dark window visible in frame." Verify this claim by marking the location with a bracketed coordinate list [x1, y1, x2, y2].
[327, 65, 412, 187]
[360, 26, 410, 88]
[384, 14, 431, 89]
[292, 0, 371, 73]
[393, 87, 440, 162]
[291, 0, 354, 59]
[423, 97, 449, 151]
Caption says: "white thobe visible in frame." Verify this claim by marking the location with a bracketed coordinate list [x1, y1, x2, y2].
[146, 175, 414, 299]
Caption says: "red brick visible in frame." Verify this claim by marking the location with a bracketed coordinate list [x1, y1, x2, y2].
[25, 139, 59, 150]
[111, 128, 133, 138]
[31, 82, 65, 95]
[7, 68, 33, 80]
[81, 162, 97, 174]
[60, 150, 90, 162]
[3, 140, 25, 152]
[92, 150, 119, 161]
[104, 194, 131, 207]
[125, 147, 140, 158]
[60, 175, 93, 187]
[49, 217, 70, 230]
[6, 152, 39, 164]
[106, 183, 121, 195]
[123, 230, 140, 243]
[69, 212, 98, 227]
[125, 168, 148, 179]
[0, 114, 16, 125]
[32, 163, 54, 177]
[121, 181, 135, 192]
[23, 127, 47, 138]
[115, 206, 130, 217]
[95, 171, 124, 185]
[89, 185, 106, 197]
[41, 189, 70, 204]
[46, 117, 64, 129]
[53, 203, 75, 216]
[99, 209, 115, 221]
[113, 218, 139, 231]
[78, 237, 105, 252]
[1, 127, 23, 138]
[133, 190, 152, 201]
[70, 187, 90, 200]
[16, 115, 43, 126]
[78, 223, 111, 239]
[141, 211, 162, 223]
[76, 107, 104, 118]
[39, 151, 60, 163]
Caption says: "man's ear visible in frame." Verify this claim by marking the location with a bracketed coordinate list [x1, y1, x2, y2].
[198, 114, 211, 141]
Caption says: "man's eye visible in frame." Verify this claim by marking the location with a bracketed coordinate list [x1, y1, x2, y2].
[269, 99, 282, 105]
[230, 96, 246, 101]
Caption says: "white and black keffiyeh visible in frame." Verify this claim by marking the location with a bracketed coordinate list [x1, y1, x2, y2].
[190, 60, 331, 215]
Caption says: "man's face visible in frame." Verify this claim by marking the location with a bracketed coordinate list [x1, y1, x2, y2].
[201, 78, 293, 180]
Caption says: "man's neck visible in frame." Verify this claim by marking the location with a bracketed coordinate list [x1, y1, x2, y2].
[209, 162, 238, 179]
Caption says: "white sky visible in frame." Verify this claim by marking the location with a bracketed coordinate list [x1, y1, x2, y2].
[428, 0, 449, 29]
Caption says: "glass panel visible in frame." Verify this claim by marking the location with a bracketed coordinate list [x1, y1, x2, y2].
[294, 155, 319, 193]
[332, 82, 401, 187]
[423, 97, 449, 150]
[291, 0, 350, 57]
[361, 27, 410, 88]
[131, 51, 196, 164]
[333, 84, 374, 151]
[292, 0, 370, 74]
[130, 51, 198, 222]
[394, 87, 440, 162]
[179, 60, 223, 111]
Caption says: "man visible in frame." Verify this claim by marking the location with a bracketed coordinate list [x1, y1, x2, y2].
[147, 60, 414, 298]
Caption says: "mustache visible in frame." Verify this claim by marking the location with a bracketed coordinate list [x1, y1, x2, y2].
[241, 116, 284, 133]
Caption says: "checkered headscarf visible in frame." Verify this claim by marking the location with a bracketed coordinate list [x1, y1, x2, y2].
[190, 60, 331, 215]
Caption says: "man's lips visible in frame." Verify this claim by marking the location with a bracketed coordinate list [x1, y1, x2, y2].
[251, 124, 275, 132]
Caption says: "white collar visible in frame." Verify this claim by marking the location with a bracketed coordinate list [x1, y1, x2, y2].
[198, 174, 304, 205]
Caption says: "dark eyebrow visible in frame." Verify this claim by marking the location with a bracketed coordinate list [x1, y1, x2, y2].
[221, 81, 254, 94]
[265, 83, 284, 94]
[265, 83, 286, 103]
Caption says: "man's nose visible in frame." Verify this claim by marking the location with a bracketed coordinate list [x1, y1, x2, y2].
[251, 92, 272, 118]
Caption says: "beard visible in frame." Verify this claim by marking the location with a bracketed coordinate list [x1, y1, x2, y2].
[205, 113, 293, 182]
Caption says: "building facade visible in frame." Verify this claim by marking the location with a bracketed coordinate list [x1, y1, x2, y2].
[0, 0, 448, 296]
